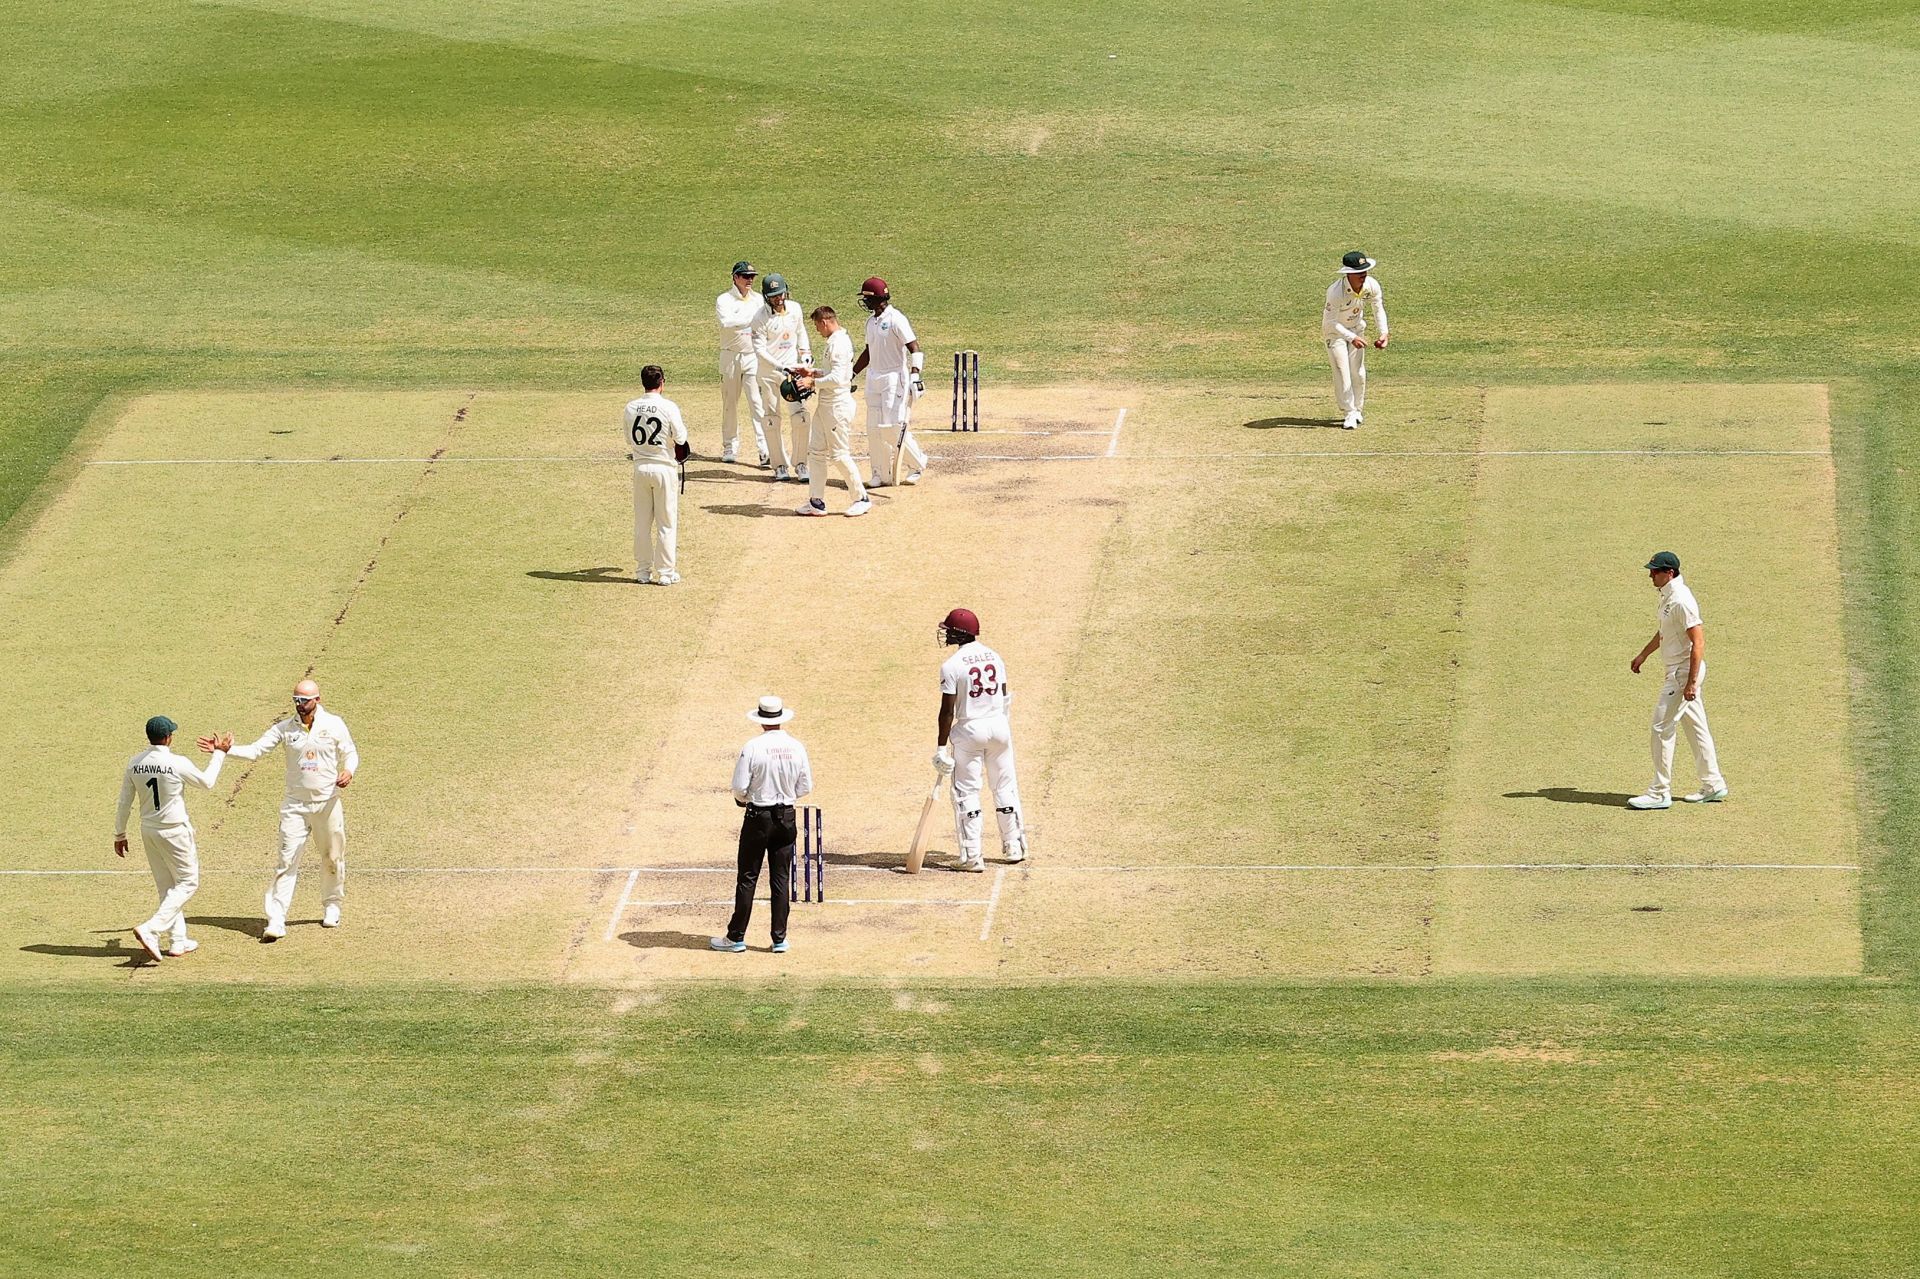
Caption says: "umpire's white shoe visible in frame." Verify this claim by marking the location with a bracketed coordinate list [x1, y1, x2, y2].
[771, 939, 791, 954]
[321, 904, 341, 928]
[167, 938, 200, 957]
[709, 936, 746, 953]
[133, 924, 165, 962]
[1682, 787, 1730, 803]
[845, 499, 872, 517]
[797, 499, 828, 516]
[1626, 794, 1672, 810]
[262, 917, 287, 942]
[1342, 411, 1360, 430]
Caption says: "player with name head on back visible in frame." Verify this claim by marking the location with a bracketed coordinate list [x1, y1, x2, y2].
[115, 715, 229, 962]
[209, 678, 359, 941]
[1322, 250, 1390, 430]
[931, 608, 1027, 873]
[793, 305, 871, 517]
[851, 276, 930, 489]
[625, 363, 691, 586]
[751, 274, 814, 483]
[715, 259, 770, 466]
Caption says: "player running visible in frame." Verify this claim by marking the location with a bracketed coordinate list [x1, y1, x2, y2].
[931, 608, 1026, 872]
[625, 364, 691, 585]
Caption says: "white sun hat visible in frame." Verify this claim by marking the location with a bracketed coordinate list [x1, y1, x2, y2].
[747, 695, 794, 725]
[1338, 251, 1376, 274]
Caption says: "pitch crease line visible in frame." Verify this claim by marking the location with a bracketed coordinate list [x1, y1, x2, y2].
[601, 869, 639, 942]
[979, 866, 1009, 941]
[1105, 407, 1128, 458]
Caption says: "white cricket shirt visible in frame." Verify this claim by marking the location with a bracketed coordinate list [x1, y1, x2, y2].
[116, 744, 225, 834]
[862, 305, 917, 376]
[941, 642, 1012, 723]
[716, 287, 767, 355]
[1322, 276, 1389, 341]
[1656, 577, 1704, 667]
[228, 707, 359, 810]
[812, 329, 855, 402]
[625, 392, 688, 466]
[731, 729, 814, 806]
[753, 300, 813, 376]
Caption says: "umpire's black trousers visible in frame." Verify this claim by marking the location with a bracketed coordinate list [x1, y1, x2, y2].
[726, 803, 795, 944]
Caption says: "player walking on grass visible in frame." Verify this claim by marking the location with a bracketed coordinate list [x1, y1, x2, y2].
[1627, 552, 1729, 810]
[715, 260, 769, 465]
[852, 277, 929, 487]
[1323, 250, 1389, 429]
[794, 305, 871, 517]
[115, 716, 228, 961]
[211, 679, 359, 940]
[932, 608, 1026, 873]
[712, 697, 814, 953]
[752, 274, 814, 482]
[626, 364, 690, 585]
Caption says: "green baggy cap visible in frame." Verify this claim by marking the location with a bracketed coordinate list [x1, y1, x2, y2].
[1645, 551, 1681, 572]
[145, 715, 177, 743]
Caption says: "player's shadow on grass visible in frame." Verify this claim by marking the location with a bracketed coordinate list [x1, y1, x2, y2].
[702, 503, 790, 518]
[187, 914, 268, 939]
[619, 929, 714, 951]
[526, 566, 634, 585]
[1245, 415, 1341, 429]
[1503, 787, 1635, 807]
[20, 940, 149, 967]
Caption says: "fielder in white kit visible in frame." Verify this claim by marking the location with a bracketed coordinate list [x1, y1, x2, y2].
[751, 274, 814, 482]
[115, 715, 229, 962]
[1323, 250, 1389, 429]
[931, 608, 1027, 873]
[851, 276, 929, 487]
[1627, 551, 1729, 810]
[213, 679, 359, 939]
[715, 260, 769, 465]
[626, 363, 690, 585]
[794, 305, 871, 517]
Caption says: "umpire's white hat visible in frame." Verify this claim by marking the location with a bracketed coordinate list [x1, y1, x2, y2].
[748, 695, 794, 725]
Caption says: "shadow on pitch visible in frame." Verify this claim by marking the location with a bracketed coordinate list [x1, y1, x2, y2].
[1503, 787, 1634, 807]
[1245, 415, 1341, 430]
[527, 566, 634, 585]
[20, 939, 149, 967]
[619, 930, 714, 951]
[187, 915, 269, 939]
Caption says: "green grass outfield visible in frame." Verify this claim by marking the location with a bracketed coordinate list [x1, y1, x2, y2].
[5, 1, 1920, 1274]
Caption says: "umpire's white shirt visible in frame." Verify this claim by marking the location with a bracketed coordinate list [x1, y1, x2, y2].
[1323, 276, 1388, 341]
[117, 744, 225, 833]
[732, 730, 814, 806]
[228, 708, 359, 811]
[716, 287, 766, 356]
[1656, 577, 1704, 668]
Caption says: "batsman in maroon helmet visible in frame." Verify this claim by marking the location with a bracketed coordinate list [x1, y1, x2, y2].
[931, 607, 1026, 872]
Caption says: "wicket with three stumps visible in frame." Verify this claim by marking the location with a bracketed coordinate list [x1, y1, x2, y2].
[951, 350, 980, 431]
[789, 805, 825, 903]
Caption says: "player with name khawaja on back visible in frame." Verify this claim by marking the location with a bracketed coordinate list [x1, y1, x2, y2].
[931, 608, 1027, 873]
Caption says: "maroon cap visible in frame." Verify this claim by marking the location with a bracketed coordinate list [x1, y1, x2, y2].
[942, 607, 979, 637]
[859, 276, 889, 297]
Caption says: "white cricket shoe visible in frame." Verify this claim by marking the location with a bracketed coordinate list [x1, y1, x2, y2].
[1004, 841, 1027, 865]
[953, 855, 986, 874]
[757, 447, 770, 467]
[1356, 412, 1365, 425]
[797, 499, 829, 516]
[1342, 411, 1360, 430]
[868, 474, 888, 489]
[845, 499, 872, 518]
[655, 571, 680, 586]
[902, 470, 924, 486]
[262, 917, 287, 942]
[721, 445, 738, 463]
[167, 938, 200, 957]
[637, 569, 653, 585]
[794, 465, 809, 482]
[133, 924, 165, 962]
[1681, 787, 1730, 803]
[709, 936, 746, 953]
[321, 904, 341, 928]
[1626, 794, 1671, 810]
[773, 465, 793, 481]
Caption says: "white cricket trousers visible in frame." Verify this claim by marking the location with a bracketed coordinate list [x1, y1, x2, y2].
[809, 393, 867, 507]
[950, 714, 1025, 860]
[865, 373, 927, 482]
[717, 350, 766, 455]
[1326, 338, 1368, 414]
[633, 462, 678, 578]
[139, 822, 200, 944]
[1648, 662, 1726, 801]
[266, 796, 345, 924]
[756, 374, 810, 472]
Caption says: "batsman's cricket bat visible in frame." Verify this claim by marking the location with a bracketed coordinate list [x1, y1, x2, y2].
[891, 425, 910, 488]
[905, 771, 944, 874]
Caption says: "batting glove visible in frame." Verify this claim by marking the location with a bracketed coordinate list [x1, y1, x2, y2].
[932, 747, 954, 776]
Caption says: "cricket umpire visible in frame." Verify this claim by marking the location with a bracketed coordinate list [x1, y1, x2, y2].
[711, 696, 813, 953]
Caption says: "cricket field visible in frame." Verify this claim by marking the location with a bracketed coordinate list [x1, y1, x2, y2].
[2, 3, 1918, 1275]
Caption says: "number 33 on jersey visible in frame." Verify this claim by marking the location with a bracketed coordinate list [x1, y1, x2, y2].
[625, 392, 688, 464]
[941, 641, 1012, 721]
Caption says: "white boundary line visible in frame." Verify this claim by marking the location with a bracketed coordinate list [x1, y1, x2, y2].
[979, 866, 1009, 941]
[4, 861, 1858, 877]
[87, 447, 1828, 468]
[601, 869, 639, 941]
